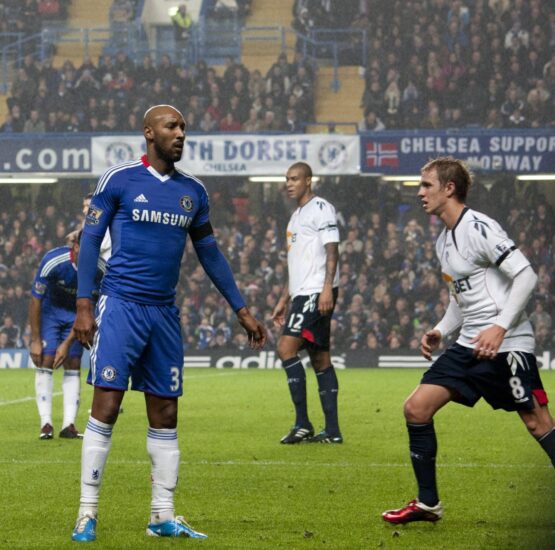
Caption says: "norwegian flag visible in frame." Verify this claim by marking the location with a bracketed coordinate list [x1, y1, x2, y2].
[366, 142, 399, 168]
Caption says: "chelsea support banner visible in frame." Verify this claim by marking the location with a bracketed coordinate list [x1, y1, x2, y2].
[360, 129, 555, 174]
[92, 134, 360, 175]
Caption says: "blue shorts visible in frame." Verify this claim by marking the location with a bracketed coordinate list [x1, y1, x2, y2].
[421, 343, 549, 412]
[88, 295, 184, 398]
[41, 313, 82, 358]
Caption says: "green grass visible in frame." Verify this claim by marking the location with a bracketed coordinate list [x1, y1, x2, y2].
[0, 367, 554, 549]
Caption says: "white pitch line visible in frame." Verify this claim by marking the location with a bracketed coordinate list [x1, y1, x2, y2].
[0, 371, 249, 407]
[0, 458, 549, 470]
[0, 391, 62, 407]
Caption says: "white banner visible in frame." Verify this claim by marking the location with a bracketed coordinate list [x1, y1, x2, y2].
[91, 134, 360, 176]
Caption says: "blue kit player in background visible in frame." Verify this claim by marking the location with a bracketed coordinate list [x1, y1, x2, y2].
[71, 104, 267, 542]
[382, 157, 555, 525]
[30, 231, 105, 440]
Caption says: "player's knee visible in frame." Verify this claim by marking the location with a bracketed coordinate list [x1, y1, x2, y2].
[523, 414, 552, 438]
[276, 340, 295, 361]
[403, 398, 430, 423]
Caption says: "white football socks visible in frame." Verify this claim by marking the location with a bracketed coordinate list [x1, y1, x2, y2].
[79, 417, 114, 517]
[62, 369, 81, 429]
[147, 427, 179, 524]
[35, 367, 53, 426]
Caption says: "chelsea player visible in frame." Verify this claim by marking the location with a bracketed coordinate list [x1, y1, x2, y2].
[30, 231, 104, 440]
[71, 105, 266, 542]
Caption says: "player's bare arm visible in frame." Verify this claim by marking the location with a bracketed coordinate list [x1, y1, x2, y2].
[53, 329, 77, 369]
[319, 242, 338, 315]
[29, 296, 43, 367]
[237, 307, 267, 349]
[420, 329, 442, 361]
[74, 298, 96, 347]
[272, 284, 290, 327]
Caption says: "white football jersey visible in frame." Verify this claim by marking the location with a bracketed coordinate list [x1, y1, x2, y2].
[287, 196, 340, 298]
[436, 207, 535, 353]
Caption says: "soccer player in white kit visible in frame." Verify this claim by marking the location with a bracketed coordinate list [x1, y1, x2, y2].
[272, 162, 342, 444]
[383, 157, 555, 525]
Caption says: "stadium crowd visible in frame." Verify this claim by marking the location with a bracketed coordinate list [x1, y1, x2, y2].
[294, 0, 555, 129]
[2, 0, 555, 132]
[0, 0, 71, 41]
[0, 51, 316, 134]
[0, 176, 553, 353]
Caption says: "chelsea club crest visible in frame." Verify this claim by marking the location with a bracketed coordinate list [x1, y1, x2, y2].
[180, 196, 193, 212]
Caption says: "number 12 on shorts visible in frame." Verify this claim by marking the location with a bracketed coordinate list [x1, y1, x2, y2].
[288, 313, 304, 332]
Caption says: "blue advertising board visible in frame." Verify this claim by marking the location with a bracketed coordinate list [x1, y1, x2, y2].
[0, 135, 91, 173]
[360, 129, 555, 174]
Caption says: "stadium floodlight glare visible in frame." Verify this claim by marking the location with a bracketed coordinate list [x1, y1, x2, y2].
[382, 175, 420, 181]
[0, 177, 58, 184]
[248, 176, 320, 183]
[515, 174, 555, 181]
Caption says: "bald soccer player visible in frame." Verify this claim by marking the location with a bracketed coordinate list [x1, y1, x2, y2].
[71, 105, 266, 542]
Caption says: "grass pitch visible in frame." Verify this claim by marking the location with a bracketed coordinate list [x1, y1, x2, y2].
[0, 367, 553, 549]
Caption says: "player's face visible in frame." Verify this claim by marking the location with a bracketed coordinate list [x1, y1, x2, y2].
[418, 169, 451, 216]
[285, 167, 311, 203]
[149, 111, 186, 163]
[82, 198, 90, 216]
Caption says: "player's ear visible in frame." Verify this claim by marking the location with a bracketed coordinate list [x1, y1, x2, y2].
[445, 180, 456, 198]
[144, 125, 153, 141]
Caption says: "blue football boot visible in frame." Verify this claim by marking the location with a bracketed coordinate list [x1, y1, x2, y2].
[146, 515, 207, 539]
[71, 513, 97, 542]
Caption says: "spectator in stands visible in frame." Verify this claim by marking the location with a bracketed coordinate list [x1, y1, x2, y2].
[0, 315, 22, 348]
[23, 109, 45, 133]
[219, 111, 242, 132]
[110, 0, 134, 23]
[38, 0, 61, 20]
[358, 110, 385, 131]
[171, 4, 192, 50]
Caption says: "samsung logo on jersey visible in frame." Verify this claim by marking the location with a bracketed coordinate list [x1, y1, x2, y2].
[132, 209, 192, 228]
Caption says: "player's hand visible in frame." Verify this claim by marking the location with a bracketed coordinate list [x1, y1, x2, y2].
[471, 324, 506, 360]
[53, 340, 70, 369]
[318, 285, 333, 315]
[30, 339, 43, 367]
[271, 300, 287, 327]
[74, 298, 96, 347]
[421, 329, 442, 361]
[237, 307, 267, 349]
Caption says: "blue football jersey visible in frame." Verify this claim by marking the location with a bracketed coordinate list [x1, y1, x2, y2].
[80, 155, 210, 305]
[32, 246, 105, 322]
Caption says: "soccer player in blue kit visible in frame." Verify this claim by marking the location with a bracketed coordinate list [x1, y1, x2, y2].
[30, 231, 105, 440]
[71, 104, 267, 542]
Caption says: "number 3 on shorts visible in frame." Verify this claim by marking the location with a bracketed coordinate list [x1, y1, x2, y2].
[170, 367, 181, 392]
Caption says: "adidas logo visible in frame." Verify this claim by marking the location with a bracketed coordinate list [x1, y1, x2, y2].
[134, 194, 148, 203]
